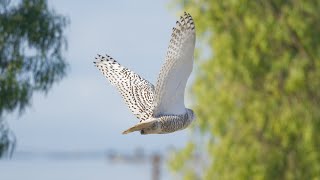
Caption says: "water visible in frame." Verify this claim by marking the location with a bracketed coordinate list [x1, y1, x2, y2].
[0, 152, 171, 180]
[0, 160, 147, 180]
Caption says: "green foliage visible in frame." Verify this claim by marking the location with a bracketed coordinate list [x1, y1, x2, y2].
[0, 0, 68, 157]
[169, 0, 320, 179]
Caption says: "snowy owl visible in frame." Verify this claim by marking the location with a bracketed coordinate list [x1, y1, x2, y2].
[94, 12, 196, 135]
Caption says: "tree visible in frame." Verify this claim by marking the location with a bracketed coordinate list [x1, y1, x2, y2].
[0, 0, 68, 157]
[169, 0, 320, 179]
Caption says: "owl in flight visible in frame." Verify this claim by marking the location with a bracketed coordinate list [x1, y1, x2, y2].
[94, 12, 196, 135]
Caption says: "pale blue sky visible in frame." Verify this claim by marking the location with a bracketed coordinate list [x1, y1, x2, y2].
[6, 0, 193, 153]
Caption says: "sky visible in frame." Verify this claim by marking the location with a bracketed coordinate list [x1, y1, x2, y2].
[5, 0, 194, 154]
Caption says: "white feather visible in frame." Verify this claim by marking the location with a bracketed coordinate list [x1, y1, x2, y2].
[153, 13, 195, 116]
[94, 55, 155, 121]
[94, 13, 196, 125]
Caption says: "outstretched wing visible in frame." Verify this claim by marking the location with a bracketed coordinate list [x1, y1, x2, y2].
[153, 12, 196, 117]
[94, 54, 154, 121]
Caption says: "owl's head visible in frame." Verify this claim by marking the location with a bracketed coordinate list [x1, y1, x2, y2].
[186, 108, 196, 122]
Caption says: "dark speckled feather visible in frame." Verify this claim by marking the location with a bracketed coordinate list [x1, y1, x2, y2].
[94, 12, 196, 134]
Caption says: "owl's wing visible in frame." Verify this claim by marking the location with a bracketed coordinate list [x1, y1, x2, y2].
[152, 12, 196, 117]
[94, 55, 154, 121]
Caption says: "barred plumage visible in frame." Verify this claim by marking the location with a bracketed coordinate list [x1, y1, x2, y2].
[94, 12, 196, 135]
[157, 109, 194, 134]
[94, 55, 154, 121]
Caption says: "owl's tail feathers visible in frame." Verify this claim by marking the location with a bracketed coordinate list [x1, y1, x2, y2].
[122, 121, 154, 134]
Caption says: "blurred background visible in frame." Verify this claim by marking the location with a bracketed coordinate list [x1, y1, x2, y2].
[1, 0, 320, 180]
